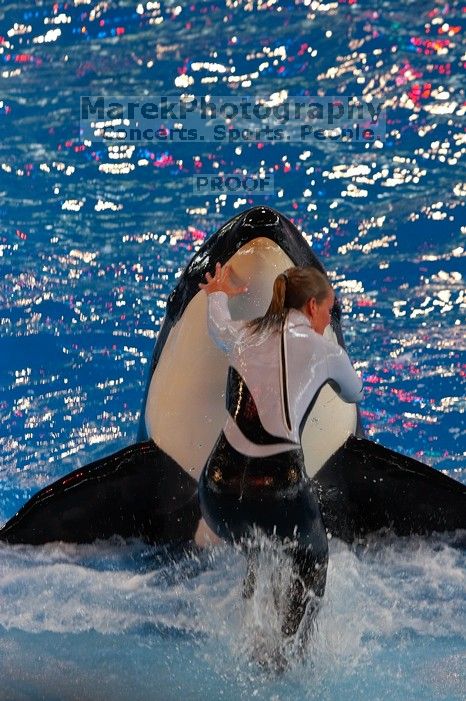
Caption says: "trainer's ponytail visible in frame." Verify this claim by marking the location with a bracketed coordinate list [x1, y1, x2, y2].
[268, 272, 288, 317]
[246, 272, 288, 335]
[246, 265, 331, 335]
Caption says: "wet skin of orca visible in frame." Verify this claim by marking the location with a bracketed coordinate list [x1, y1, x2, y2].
[1, 206, 465, 546]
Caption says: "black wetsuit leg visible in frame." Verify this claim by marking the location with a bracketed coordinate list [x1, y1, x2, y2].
[198, 432, 329, 634]
[280, 541, 328, 637]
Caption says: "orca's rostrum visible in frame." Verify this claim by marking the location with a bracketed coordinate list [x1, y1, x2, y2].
[1, 206, 465, 546]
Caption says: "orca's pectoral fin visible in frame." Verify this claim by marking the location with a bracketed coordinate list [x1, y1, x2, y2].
[0, 441, 201, 546]
[314, 435, 466, 543]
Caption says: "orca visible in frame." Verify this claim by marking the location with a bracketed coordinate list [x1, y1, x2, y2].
[1, 205, 465, 546]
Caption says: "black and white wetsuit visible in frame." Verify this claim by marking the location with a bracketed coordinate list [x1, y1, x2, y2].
[198, 291, 363, 630]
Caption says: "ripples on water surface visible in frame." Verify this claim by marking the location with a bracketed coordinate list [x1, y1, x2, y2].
[0, 1, 465, 699]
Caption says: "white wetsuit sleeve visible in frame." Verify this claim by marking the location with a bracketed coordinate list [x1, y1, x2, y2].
[324, 339, 363, 403]
[207, 291, 246, 354]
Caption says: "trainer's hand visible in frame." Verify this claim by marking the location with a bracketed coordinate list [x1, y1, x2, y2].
[198, 262, 248, 297]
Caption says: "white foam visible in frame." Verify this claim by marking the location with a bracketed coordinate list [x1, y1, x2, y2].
[0, 533, 464, 699]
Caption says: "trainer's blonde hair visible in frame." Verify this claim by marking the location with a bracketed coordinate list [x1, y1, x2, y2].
[246, 266, 332, 335]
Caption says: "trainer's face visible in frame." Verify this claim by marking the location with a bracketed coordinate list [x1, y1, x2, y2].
[306, 288, 334, 335]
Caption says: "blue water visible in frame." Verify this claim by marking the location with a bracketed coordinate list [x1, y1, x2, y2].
[0, 0, 465, 698]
